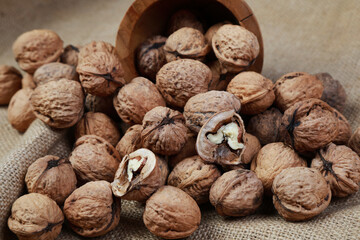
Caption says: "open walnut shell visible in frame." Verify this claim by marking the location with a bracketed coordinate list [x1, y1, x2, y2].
[33, 62, 78, 86]
[111, 148, 168, 202]
[349, 127, 360, 156]
[116, 124, 143, 159]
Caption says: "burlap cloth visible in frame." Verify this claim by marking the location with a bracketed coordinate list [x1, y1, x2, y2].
[0, 0, 359, 239]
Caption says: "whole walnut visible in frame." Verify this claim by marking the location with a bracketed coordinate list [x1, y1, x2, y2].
[332, 109, 351, 145]
[247, 107, 283, 145]
[8, 88, 36, 132]
[272, 167, 331, 221]
[167, 9, 204, 35]
[113, 77, 166, 124]
[141, 106, 188, 155]
[0, 65, 22, 105]
[33, 62, 78, 86]
[143, 186, 201, 239]
[311, 143, 360, 197]
[30, 79, 84, 128]
[156, 59, 212, 108]
[315, 72, 347, 113]
[210, 169, 263, 217]
[279, 99, 339, 153]
[75, 112, 121, 146]
[168, 129, 197, 169]
[167, 155, 221, 204]
[8, 193, 64, 240]
[212, 24, 259, 73]
[64, 181, 121, 237]
[205, 22, 229, 50]
[349, 127, 360, 156]
[274, 72, 324, 112]
[21, 73, 36, 89]
[184, 90, 241, 133]
[85, 93, 117, 118]
[69, 135, 121, 182]
[227, 71, 275, 115]
[60, 44, 81, 66]
[12, 29, 63, 74]
[241, 133, 261, 165]
[207, 61, 235, 91]
[136, 36, 167, 81]
[25, 155, 77, 205]
[251, 142, 307, 195]
[78, 41, 115, 61]
[116, 124, 142, 159]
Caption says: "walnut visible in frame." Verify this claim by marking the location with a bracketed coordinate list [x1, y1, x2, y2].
[250, 142, 307, 195]
[78, 41, 115, 61]
[241, 133, 261, 165]
[8, 88, 36, 132]
[8, 193, 64, 240]
[272, 167, 331, 221]
[33, 62, 78, 86]
[143, 186, 201, 239]
[111, 148, 168, 202]
[63, 181, 121, 237]
[279, 98, 339, 154]
[21, 73, 36, 89]
[184, 90, 241, 133]
[196, 110, 246, 166]
[207, 61, 235, 91]
[332, 109, 351, 145]
[113, 77, 166, 124]
[167, 155, 221, 204]
[12, 29, 63, 74]
[205, 22, 229, 49]
[315, 72, 347, 113]
[60, 44, 81, 66]
[349, 127, 360, 156]
[168, 129, 197, 169]
[25, 155, 77, 205]
[311, 143, 360, 197]
[85, 93, 117, 118]
[167, 9, 204, 35]
[116, 124, 142, 159]
[75, 112, 121, 146]
[69, 135, 121, 182]
[227, 71, 275, 115]
[212, 24, 260, 73]
[136, 35, 167, 81]
[209, 169, 263, 217]
[141, 106, 188, 155]
[156, 59, 212, 108]
[274, 72, 324, 112]
[30, 79, 84, 128]
[0, 65, 22, 105]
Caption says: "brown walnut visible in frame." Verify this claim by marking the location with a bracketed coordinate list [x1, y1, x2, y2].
[0, 65, 22, 105]
[85, 93, 117, 118]
[241, 133, 261, 165]
[205, 22, 229, 50]
[78, 41, 115, 61]
[332, 109, 351, 145]
[33, 62, 78, 86]
[60, 44, 81, 66]
[167, 9, 204, 35]
[116, 124, 143, 159]
[349, 127, 360, 156]
[207, 61, 235, 91]
[168, 129, 197, 169]
[21, 73, 36, 89]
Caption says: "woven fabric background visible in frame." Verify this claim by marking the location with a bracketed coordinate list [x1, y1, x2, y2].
[0, 0, 359, 239]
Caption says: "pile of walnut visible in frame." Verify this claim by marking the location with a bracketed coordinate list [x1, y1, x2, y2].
[2, 9, 360, 240]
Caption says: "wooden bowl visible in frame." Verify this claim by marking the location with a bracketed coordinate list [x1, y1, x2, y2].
[116, 0, 263, 82]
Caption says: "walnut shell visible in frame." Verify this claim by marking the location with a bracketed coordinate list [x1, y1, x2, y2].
[333, 109, 351, 145]
[167, 9, 204, 35]
[78, 41, 116, 61]
[251, 142, 307, 195]
[33, 62, 78, 86]
[212, 24, 260, 73]
[8, 88, 36, 132]
[85, 93, 117, 118]
[210, 169, 263, 217]
[349, 127, 360, 156]
[227, 71, 275, 115]
[143, 185, 201, 239]
[141, 106, 188, 155]
[12, 29, 63, 74]
[184, 90, 241, 133]
[274, 72, 324, 112]
[168, 129, 197, 169]
[311, 143, 360, 197]
[279, 99, 339, 153]
[30, 79, 84, 128]
[8, 193, 64, 240]
[241, 133, 261, 165]
[272, 167, 331, 221]
[63, 181, 121, 237]
[0, 65, 22, 105]
[21, 73, 36, 89]
[69, 135, 121, 182]
[75, 112, 121, 146]
[205, 22, 229, 49]
[116, 124, 143, 159]
[156, 59, 212, 108]
[207, 61, 235, 91]
[60, 44, 80, 66]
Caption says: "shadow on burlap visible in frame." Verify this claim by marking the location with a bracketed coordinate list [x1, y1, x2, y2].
[0, 0, 359, 239]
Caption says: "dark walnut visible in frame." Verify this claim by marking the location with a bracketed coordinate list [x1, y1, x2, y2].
[311, 143, 360, 197]
[111, 148, 168, 202]
[30, 79, 84, 128]
[168, 129, 197, 169]
[279, 99, 339, 153]
[141, 106, 188, 155]
[33, 62, 78, 86]
[247, 107, 283, 145]
[167, 9, 204, 35]
[21, 73, 36, 89]
[69, 135, 121, 182]
[210, 169, 263, 217]
[184, 90, 241, 133]
[116, 124, 143, 159]
[272, 167, 331, 221]
[332, 109, 351, 145]
[227, 71, 275, 115]
[241, 133, 261, 165]
[8, 193, 64, 240]
[207, 61, 235, 91]
[25, 155, 77, 205]
[156, 59, 212, 108]
[349, 127, 360, 156]
[85, 93, 117, 118]
[0, 65, 22, 105]
[60, 44, 81, 67]
[64, 181, 121, 237]
[12, 29, 63, 74]
[274, 72, 324, 112]
[167, 155, 221, 204]
[143, 186, 201, 239]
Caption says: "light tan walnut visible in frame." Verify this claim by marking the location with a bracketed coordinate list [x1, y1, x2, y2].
[33, 62, 78, 86]
[349, 127, 360, 156]
[0, 65, 22, 105]
[205, 22, 230, 50]
[116, 124, 143, 159]
[167, 9, 204, 35]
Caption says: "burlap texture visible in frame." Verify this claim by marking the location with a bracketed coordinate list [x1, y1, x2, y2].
[0, 0, 359, 239]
